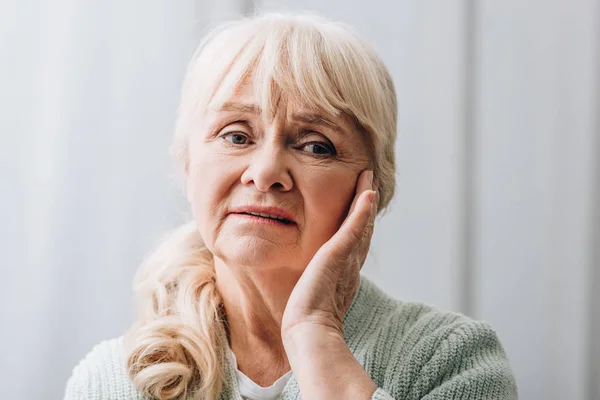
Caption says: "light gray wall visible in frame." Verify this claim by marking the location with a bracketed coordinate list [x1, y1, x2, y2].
[473, 2, 599, 399]
[1, 0, 598, 399]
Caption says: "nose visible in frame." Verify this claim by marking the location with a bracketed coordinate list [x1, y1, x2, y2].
[240, 141, 293, 192]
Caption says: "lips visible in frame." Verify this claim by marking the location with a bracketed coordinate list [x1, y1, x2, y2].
[230, 206, 296, 224]
[239, 211, 293, 224]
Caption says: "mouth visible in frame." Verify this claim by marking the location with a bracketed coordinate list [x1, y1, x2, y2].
[229, 206, 297, 226]
[236, 211, 294, 225]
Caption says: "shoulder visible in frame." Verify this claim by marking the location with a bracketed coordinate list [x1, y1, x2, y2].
[63, 336, 144, 400]
[345, 275, 470, 344]
[346, 276, 519, 399]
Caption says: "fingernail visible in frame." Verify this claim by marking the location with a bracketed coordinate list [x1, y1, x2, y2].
[367, 170, 374, 187]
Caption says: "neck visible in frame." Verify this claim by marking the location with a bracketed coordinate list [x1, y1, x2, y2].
[214, 257, 300, 376]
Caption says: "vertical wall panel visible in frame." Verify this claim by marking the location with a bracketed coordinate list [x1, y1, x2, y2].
[474, 1, 599, 399]
[588, 3, 600, 399]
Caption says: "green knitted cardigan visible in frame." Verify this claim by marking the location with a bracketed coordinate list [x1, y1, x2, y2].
[64, 274, 518, 399]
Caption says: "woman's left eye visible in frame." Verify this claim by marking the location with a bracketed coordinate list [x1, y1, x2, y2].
[301, 142, 335, 156]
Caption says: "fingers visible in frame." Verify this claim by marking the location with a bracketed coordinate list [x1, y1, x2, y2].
[336, 191, 374, 258]
[346, 170, 374, 218]
[330, 172, 377, 261]
[356, 187, 378, 266]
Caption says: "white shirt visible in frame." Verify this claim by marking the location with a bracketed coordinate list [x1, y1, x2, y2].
[229, 348, 293, 400]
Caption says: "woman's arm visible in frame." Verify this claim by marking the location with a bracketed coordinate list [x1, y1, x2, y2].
[283, 326, 377, 400]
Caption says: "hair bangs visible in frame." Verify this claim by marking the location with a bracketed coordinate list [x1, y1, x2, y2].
[206, 19, 354, 123]
[172, 13, 397, 211]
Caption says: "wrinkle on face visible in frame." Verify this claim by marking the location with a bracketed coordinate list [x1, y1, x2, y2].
[186, 80, 372, 271]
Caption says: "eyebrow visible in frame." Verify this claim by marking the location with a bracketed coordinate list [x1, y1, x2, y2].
[290, 112, 341, 133]
[218, 102, 260, 114]
[217, 102, 343, 133]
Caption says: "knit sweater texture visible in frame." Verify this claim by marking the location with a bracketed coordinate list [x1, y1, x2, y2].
[64, 274, 518, 399]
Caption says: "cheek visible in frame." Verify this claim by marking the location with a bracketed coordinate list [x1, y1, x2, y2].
[186, 142, 242, 243]
[301, 168, 357, 240]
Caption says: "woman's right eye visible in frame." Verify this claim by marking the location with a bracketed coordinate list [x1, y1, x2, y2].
[221, 132, 248, 145]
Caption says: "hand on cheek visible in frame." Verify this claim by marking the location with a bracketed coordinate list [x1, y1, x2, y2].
[281, 169, 378, 340]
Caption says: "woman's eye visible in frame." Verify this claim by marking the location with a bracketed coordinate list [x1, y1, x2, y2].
[301, 142, 334, 156]
[222, 132, 248, 145]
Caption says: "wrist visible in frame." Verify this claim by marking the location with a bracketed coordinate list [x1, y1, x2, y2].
[282, 325, 348, 371]
[282, 324, 377, 400]
[282, 323, 345, 352]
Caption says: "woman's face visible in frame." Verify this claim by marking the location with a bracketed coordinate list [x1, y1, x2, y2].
[186, 81, 372, 271]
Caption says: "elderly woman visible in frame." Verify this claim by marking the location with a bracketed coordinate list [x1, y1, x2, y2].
[64, 13, 518, 400]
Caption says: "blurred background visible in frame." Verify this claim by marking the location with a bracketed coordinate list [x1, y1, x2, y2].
[1, 0, 599, 399]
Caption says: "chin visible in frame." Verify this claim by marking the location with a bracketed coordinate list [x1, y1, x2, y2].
[214, 236, 295, 267]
